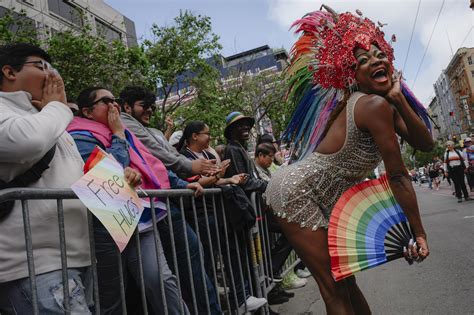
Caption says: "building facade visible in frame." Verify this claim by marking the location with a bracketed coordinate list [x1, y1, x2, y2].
[428, 96, 441, 140]
[433, 47, 474, 141]
[433, 71, 460, 139]
[444, 47, 474, 139]
[0, 0, 137, 47]
[159, 45, 290, 134]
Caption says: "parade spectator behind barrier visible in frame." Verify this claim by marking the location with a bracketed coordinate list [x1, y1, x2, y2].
[462, 137, 474, 192]
[444, 140, 471, 202]
[257, 134, 284, 168]
[222, 111, 268, 311]
[0, 43, 91, 313]
[119, 86, 222, 315]
[68, 87, 194, 314]
[177, 121, 247, 292]
[254, 143, 276, 183]
[119, 86, 217, 178]
[224, 112, 267, 193]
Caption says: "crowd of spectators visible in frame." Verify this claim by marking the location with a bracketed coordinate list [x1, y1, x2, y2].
[0, 43, 310, 314]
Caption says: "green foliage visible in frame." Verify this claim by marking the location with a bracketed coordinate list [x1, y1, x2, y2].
[48, 29, 153, 98]
[143, 11, 222, 124]
[0, 10, 39, 45]
[0, 8, 293, 143]
[402, 141, 445, 168]
[173, 67, 291, 145]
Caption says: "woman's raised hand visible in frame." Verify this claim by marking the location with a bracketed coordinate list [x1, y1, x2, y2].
[108, 104, 125, 139]
[384, 69, 403, 105]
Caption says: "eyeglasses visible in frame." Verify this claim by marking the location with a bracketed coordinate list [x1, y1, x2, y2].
[90, 96, 117, 107]
[135, 102, 157, 112]
[20, 60, 54, 72]
[197, 132, 211, 136]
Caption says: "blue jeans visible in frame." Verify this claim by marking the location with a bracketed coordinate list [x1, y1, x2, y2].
[158, 204, 222, 315]
[0, 268, 91, 314]
[93, 218, 188, 315]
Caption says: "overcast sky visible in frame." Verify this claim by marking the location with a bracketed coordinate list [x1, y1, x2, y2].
[106, 0, 474, 106]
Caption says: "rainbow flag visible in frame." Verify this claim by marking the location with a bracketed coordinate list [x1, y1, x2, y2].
[84, 146, 108, 173]
[328, 175, 413, 281]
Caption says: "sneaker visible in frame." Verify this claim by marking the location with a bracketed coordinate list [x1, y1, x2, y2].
[271, 284, 295, 298]
[267, 291, 289, 305]
[458, 198, 463, 203]
[295, 267, 311, 278]
[465, 197, 472, 201]
[245, 296, 267, 311]
[282, 272, 308, 290]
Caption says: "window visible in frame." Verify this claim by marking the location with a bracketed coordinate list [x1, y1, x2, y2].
[472, 70, 474, 78]
[48, 0, 82, 26]
[468, 56, 473, 65]
[96, 19, 121, 42]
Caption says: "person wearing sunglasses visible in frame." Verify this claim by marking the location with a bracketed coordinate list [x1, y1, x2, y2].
[120, 86, 219, 179]
[67, 86, 201, 314]
[0, 43, 92, 313]
[120, 87, 223, 314]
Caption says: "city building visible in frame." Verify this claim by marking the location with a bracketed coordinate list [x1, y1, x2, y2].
[0, 0, 137, 47]
[428, 96, 442, 140]
[433, 71, 460, 139]
[444, 47, 474, 139]
[160, 45, 290, 134]
[433, 47, 474, 141]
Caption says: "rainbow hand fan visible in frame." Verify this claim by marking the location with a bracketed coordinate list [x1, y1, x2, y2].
[328, 175, 413, 281]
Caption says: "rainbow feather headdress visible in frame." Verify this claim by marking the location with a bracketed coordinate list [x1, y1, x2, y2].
[283, 6, 432, 160]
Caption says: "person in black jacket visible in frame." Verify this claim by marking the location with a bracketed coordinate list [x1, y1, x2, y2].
[223, 112, 267, 193]
[221, 112, 268, 311]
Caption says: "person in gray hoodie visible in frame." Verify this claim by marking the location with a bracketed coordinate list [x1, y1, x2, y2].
[119, 86, 217, 179]
[0, 43, 91, 313]
[119, 86, 222, 315]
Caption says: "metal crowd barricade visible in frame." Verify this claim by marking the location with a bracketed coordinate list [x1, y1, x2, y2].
[0, 187, 305, 315]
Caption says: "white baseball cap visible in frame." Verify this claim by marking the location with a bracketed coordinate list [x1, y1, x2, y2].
[169, 130, 183, 146]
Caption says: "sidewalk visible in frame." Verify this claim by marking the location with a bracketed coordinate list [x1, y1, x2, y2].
[271, 277, 323, 314]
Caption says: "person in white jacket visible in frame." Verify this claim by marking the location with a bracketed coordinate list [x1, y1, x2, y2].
[0, 43, 92, 314]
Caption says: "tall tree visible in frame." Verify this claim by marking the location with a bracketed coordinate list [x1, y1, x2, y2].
[173, 66, 292, 144]
[48, 28, 153, 98]
[143, 11, 222, 125]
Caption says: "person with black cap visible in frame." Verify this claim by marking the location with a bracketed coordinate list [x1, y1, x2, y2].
[221, 111, 268, 311]
[223, 112, 267, 193]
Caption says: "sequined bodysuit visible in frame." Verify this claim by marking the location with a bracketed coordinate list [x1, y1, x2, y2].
[266, 92, 382, 231]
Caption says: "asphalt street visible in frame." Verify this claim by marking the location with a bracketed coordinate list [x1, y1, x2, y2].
[272, 180, 474, 315]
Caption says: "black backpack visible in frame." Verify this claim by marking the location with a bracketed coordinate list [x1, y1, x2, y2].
[0, 145, 56, 221]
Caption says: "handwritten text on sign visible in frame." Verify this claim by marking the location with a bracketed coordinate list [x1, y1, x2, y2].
[71, 154, 143, 252]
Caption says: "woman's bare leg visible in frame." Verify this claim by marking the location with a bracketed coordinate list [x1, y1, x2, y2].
[345, 276, 371, 315]
[276, 217, 368, 315]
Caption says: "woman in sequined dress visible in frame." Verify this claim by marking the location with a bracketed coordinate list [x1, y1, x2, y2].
[265, 8, 434, 315]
